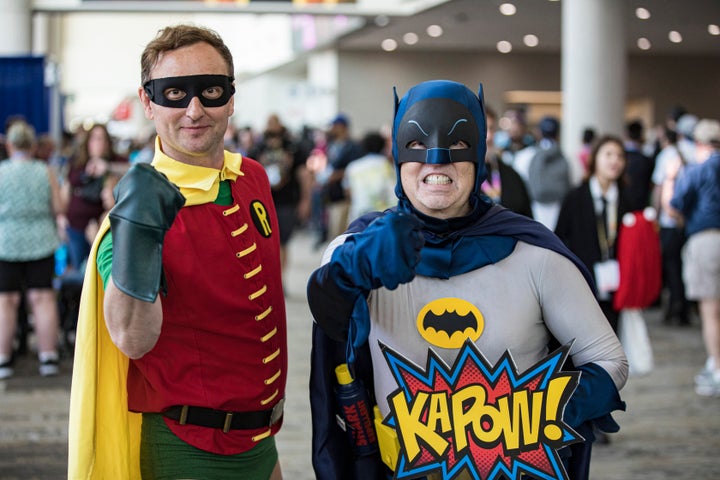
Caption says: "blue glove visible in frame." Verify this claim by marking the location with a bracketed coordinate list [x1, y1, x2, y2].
[563, 363, 625, 431]
[307, 212, 424, 344]
[331, 211, 424, 291]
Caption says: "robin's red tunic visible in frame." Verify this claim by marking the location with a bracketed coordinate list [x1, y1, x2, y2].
[126, 158, 287, 455]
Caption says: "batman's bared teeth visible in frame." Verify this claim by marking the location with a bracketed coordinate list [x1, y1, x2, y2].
[424, 174, 451, 185]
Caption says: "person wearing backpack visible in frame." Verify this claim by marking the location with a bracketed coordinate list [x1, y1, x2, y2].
[514, 116, 571, 230]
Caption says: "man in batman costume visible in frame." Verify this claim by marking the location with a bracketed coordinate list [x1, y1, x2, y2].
[307, 80, 628, 480]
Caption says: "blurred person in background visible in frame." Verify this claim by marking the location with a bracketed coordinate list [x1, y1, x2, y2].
[128, 131, 156, 165]
[482, 106, 533, 217]
[236, 125, 257, 157]
[250, 113, 312, 277]
[623, 119, 655, 212]
[47, 130, 76, 183]
[84, 174, 121, 243]
[514, 115, 571, 230]
[342, 130, 396, 224]
[555, 135, 631, 333]
[224, 120, 239, 152]
[35, 133, 57, 163]
[318, 114, 363, 244]
[56, 172, 123, 351]
[665, 105, 687, 133]
[652, 126, 690, 326]
[668, 119, 720, 397]
[676, 113, 699, 165]
[0, 121, 64, 379]
[305, 132, 330, 248]
[578, 127, 596, 178]
[497, 108, 534, 167]
[38, 130, 76, 185]
[59, 123, 128, 272]
[0, 114, 29, 161]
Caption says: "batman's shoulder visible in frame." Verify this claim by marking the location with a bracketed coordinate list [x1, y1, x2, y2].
[346, 207, 398, 234]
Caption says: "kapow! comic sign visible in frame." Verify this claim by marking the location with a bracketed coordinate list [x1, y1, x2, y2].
[380, 341, 581, 480]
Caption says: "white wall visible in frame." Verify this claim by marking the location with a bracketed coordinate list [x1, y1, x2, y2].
[45, 12, 720, 143]
[0, 0, 32, 54]
[232, 49, 341, 133]
[332, 49, 720, 145]
[335, 50, 562, 139]
[57, 12, 294, 129]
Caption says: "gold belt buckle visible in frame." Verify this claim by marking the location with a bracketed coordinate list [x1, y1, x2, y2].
[179, 405, 189, 425]
[222, 412, 234, 433]
[269, 398, 285, 426]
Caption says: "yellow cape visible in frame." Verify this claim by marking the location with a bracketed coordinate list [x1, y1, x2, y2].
[67, 216, 142, 479]
[67, 148, 244, 479]
[68, 148, 244, 480]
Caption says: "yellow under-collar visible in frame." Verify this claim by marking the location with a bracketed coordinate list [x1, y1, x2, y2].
[150, 137, 243, 206]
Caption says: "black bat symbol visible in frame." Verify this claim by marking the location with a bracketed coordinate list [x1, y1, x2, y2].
[422, 310, 478, 335]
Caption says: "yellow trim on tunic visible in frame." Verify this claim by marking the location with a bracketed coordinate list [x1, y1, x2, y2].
[68, 144, 245, 479]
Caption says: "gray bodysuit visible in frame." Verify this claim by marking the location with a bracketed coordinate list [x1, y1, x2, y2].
[322, 238, 628, 417]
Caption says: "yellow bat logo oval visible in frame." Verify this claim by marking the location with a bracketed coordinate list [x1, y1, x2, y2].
[416, 298, 484, 349]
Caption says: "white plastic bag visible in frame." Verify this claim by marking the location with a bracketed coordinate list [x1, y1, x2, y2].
[618, 308, 654, 376]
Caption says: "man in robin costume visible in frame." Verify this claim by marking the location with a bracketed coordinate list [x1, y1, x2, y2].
[68, 25, 287, 479]
[307, 80, 627, 480]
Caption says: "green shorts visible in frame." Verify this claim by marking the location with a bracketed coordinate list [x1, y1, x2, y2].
[140, 413, 278, 480]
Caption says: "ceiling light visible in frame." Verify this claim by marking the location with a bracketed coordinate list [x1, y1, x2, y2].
[637, 38, 652, 50]
[668, 31, 683, 43]
[635, 8, 651, 20]
[709, 24, 720, 36]
[381, 38, 398, 51]
[523, 34, 539, 47]
[496, 41, 513, 53]
[403, 32, 419, 45]
[426, 24, 443, 37]
[374, 15, 390, 27]
[499, 3, 517, 16]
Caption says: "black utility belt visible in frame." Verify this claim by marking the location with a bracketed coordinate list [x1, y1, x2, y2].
[163, 398, 284, 433]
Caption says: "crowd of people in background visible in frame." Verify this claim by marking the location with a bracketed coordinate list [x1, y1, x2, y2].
[0, 102, 718, 398]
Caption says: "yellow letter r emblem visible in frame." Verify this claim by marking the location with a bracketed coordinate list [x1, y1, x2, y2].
[250, 200, 272, 238]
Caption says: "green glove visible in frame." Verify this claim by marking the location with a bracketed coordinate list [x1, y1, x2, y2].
[109, 163, 185, 302]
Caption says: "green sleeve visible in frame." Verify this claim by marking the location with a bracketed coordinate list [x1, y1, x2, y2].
[96, 231, 113, 289]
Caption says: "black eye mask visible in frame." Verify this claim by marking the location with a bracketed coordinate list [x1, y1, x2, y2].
[395, 97, 479, 164]
[143, 74, 235, 108]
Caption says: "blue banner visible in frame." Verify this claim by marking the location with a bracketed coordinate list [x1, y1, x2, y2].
[0, 56, 49, 135]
